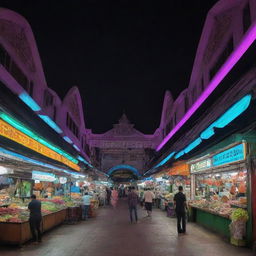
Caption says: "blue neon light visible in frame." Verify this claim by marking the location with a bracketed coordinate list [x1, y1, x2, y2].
[155, 151, 175, 168]
[214, 94, 251, 128]
[63, 136, 73, 144]
[108, 165, 140, 176]
[77, 156, 93, 168]
[174, 150, 184, 159]
[38, 115, 63, 134]
[143, 177, 154, 181]
[184, 138, 202, 154]
[200, 94, 252, 140]
[200, 124, 215, 140]
[73, 144, 80, 152]
[19, 92, 41, 111]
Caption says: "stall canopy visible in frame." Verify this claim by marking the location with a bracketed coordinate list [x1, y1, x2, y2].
[167, 161, 189, 176]
[154, 170, 168, 178]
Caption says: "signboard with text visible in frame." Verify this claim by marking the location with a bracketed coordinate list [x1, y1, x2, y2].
[190, 158, 211, 173]
[212, 143, 245, 167]
[32, 171, 56, 182]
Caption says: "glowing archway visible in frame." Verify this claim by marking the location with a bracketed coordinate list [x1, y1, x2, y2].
[107, 164, 140, 177]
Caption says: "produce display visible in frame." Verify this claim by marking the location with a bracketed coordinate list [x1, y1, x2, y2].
[0, 197, 81, 223]
[0, 193, 11, 206]
[230, 208, 249, 242]
[189, 199, 247, 219]
[191, 170, 248, 219]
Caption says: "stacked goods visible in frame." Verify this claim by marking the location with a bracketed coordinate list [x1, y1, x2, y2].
[0, 197, 70, 223]
[230, 208, 249, 246]
[189, 200, 236, 218]
[0, 193, 11, 206]
[0, 207, 29, 222]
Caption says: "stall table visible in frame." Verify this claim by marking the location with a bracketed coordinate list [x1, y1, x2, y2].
[0, 208, 67, 245]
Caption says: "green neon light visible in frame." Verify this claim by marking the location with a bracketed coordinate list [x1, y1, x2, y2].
[0, 112, 78, 164]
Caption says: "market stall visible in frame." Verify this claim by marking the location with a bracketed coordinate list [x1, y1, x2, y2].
[0, 167, 87, 244]
[188, 142, 251, 244]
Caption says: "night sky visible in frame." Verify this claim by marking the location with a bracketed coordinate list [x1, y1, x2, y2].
[1, 0, 218, 134]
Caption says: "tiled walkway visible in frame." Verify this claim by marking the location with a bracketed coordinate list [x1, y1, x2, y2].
[0, 199, 254, 256]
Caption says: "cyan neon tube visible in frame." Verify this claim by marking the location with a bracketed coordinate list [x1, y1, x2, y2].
[157, 22, 256, 151]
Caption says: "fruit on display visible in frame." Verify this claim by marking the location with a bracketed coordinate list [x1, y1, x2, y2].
[0, 197, 72, 223]
[0, 191, 11, 206]
[0, 207, 29, 223]
[230, 208, 249, 241]
[230, 208, 249, 222]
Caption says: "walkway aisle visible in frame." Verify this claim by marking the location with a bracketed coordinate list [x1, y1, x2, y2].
[0, 199, 254, 256]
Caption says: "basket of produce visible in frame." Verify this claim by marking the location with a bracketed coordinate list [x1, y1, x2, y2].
[229, 208, 249, 246]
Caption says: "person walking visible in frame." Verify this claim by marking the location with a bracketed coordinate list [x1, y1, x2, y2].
[82, 192, 92, 220]
[111, 188, 118, 208]
[143, 188, 155, 217]
[28, 194, 42, 243]
[127, 186, 139, 223]
[174, 186, 188, 234]
[106, 187, 111, 205]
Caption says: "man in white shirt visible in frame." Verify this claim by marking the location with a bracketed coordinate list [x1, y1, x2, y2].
[143, 188, 155, 217]
[82, 192, 92, 220]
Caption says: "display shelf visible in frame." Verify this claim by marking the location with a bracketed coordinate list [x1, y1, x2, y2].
[230, 203, 247, 209]
[190, 205, 230, 219]
[191, 207, 231, 238]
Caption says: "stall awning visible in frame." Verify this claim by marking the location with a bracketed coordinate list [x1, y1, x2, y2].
[167, 162, 189, 176]
[154, 170, 168, 178]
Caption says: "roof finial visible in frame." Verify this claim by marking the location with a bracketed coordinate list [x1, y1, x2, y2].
[119, 111, 130, 124]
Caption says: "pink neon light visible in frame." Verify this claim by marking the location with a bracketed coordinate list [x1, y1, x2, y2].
[156, 22, 256, 151]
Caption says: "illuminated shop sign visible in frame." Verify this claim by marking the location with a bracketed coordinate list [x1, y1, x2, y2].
[0, 119, 80, 171]
[212, 143, 245, 167]
[0, 166, 14, 175]
[190, 158, 211, 173]
[59, 177, 67, 184]
[32, 171, 56, 182]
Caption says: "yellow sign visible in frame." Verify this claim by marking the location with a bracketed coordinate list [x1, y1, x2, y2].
[0, 119, 80, 171]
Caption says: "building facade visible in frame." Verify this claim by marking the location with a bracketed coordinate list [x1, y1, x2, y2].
[87, 113, 160, 180]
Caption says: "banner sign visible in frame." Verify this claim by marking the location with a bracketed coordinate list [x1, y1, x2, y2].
[32, 170, 56, 182]
[212, 143, 245, 167]
[0, 119, 80, 171]
[190, 158, 211, 173]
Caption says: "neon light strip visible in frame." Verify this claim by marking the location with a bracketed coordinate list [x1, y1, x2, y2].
[0, 146, 78, 174]
[19, 92, 41, 111]
[0, 112, 78, 164]
[73, 144, 80, 152]
[154, 151, 175, 168]
[63, 136, 73, 144]
[77, 156, 93, 168]
[157, 22, 256, 151]
[38, 115, 63, 134]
